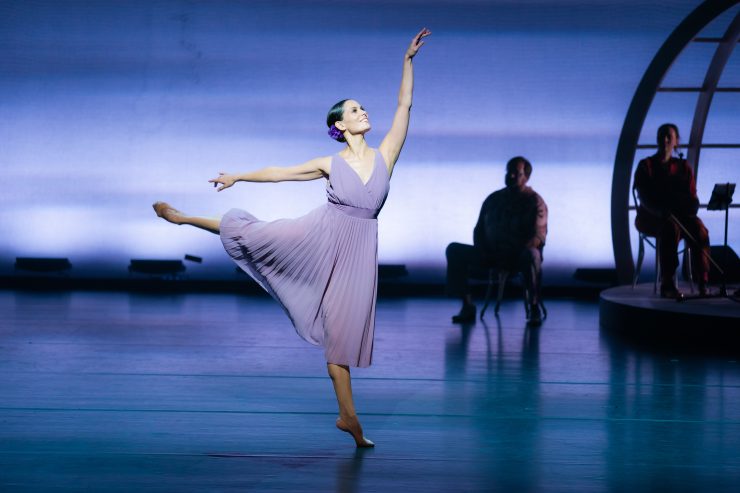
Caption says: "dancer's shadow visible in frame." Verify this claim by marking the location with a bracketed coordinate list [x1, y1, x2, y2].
[334, 447, 374, 493]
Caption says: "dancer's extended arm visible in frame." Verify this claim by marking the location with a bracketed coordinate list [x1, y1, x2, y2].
[379, 28, 430, 175]
[209, 156, 332, 191]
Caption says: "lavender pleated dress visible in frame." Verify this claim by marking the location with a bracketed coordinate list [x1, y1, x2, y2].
[220, 150, 390, 368]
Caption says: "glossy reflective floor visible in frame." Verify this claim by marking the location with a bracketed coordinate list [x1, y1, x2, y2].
[1, 290, 739, 492]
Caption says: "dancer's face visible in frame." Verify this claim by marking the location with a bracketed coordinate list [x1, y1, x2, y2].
[335, 100, 371, 137]
[505, 162, 528, 191]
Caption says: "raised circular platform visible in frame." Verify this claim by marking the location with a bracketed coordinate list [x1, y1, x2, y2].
[600, 283, 740, 352]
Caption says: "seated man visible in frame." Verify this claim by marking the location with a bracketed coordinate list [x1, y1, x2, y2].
[446, 156, 548, 324]
[633, 123, 710, 298]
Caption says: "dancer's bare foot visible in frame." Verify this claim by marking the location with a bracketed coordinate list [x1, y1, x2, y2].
[152, 202, 184, 225]
[336, 416, 374, 448]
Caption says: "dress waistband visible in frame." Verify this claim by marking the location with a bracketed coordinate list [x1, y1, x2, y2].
[329, 203, 378, 219]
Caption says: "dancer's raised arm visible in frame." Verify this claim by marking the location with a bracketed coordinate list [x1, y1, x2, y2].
[209, 156, 332, 191]
[379, 28, 430, 175]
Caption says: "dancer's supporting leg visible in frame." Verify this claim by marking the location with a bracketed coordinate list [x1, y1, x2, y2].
[153, 201, 221, 234]
[327, 363, 374, 447]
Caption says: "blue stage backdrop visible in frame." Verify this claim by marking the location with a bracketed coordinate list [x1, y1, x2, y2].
[1, 1, 738, 284]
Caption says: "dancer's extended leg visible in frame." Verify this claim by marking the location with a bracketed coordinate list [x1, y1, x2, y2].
[327, 363, 374, 447]
[153, 202, 221, 234]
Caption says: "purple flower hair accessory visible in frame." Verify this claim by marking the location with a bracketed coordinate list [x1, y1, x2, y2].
[328, 125, 344, 141]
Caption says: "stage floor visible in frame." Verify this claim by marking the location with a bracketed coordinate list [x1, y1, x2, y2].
[1, 290, 739, 492]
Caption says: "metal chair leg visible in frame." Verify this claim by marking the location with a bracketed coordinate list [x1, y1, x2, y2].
[480, 269, 496, 319]
[494, 271, 508, 315]
[684, 246, 695, 294]
[654, 238, 661, 294]
[633, 235, 646, 289]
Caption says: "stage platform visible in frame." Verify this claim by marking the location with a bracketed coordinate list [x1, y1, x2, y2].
[600, 283, 740, 351]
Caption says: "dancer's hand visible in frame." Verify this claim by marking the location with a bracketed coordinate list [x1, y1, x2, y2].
[406, 28, 431, 59]
[209, 172, 237, 192]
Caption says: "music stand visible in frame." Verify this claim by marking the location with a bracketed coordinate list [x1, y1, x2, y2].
[707, 183, 735, 297]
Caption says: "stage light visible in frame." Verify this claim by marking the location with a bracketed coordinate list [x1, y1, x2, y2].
[379, 265, 408, 280]
[15, 257, 72, 273]
[128, 259, 185, 278]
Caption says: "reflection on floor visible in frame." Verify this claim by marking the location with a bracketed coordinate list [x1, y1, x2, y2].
[1, 291, 739, 492]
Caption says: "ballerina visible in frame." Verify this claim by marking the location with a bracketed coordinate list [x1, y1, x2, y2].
[154, 28, 430, 447]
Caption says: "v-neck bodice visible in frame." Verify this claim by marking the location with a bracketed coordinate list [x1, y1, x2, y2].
[326, 148, 390, 218]
[337, 151, 378, 186]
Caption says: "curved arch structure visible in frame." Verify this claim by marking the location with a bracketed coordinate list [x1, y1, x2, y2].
[687, 12, 740, 178]
[611, 0, 740, 285]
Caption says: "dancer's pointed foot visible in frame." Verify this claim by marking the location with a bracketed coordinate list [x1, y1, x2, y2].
[336, 416, 374, 448]
[152, 201, 184, 225]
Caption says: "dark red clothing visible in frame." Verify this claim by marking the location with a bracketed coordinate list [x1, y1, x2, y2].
[634, 155, 699, 222]
[633, 155, 710, 284]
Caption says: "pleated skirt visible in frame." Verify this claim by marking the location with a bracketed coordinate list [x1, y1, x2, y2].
[219, 205, 378, 367]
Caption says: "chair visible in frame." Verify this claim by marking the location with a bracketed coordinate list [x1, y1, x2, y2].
[631, 187, 693, 293]
[480, 268, 547, 321]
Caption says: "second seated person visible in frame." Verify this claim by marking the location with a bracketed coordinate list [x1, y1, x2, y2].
[633, 123, 711, 298]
